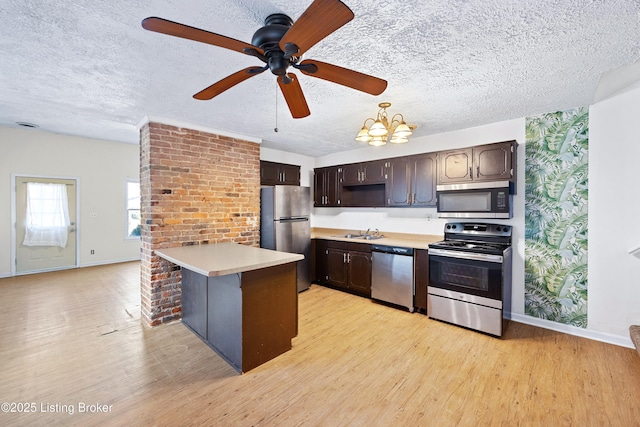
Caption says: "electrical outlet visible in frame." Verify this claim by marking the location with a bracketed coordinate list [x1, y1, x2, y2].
[426, 214, 432, 221]
[90, 249, 95, 255]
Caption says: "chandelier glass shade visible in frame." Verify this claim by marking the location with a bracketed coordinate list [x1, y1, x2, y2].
[355, 102, 415, 146]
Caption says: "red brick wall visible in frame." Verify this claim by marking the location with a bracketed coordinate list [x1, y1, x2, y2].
[139, 122, 260, 326]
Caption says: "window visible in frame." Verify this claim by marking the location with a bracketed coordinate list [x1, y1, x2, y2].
[23, 182, 71, 248]
[126, 180, 140, 239]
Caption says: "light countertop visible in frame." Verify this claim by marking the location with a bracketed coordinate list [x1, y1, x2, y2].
[155, 242, 304, 277]
[311, 228, 443, 250]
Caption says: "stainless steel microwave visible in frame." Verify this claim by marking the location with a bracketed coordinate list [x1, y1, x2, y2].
[436, 182, 512, 218]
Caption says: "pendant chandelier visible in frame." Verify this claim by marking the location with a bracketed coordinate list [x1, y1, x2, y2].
[355, 102, 416, 146]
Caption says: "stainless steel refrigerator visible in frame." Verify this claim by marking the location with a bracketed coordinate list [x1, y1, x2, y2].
[260, 186, 311, 292]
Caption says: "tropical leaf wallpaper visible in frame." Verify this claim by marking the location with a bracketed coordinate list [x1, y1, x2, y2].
[525, 107, 589, 327]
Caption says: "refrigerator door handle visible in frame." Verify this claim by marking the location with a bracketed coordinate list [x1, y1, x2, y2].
[277, 217, 309, 222]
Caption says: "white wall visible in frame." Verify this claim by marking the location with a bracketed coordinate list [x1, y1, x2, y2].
[0, 127, 140, 276]
[588, 86, 640, 338]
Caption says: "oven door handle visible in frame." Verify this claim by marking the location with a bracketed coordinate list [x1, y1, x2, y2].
[428, 248, 503, 263]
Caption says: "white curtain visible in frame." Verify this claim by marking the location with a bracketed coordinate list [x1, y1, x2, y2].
[23, 183, 71, 248]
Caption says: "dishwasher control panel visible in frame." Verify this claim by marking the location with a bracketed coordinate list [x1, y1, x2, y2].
[371, 245, 414, 256]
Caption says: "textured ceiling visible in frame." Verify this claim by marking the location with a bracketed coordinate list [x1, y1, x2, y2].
[1, 0, 639, 157]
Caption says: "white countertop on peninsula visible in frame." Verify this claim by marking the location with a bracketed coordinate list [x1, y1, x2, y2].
[155, 242, 304, 277]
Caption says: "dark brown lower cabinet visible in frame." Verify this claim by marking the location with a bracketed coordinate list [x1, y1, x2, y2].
[314, 239, 372, 297]
[181, 264, 297, 373]
[414, 249, 429, 313]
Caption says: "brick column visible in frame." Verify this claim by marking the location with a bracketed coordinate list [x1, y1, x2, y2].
[139, 122, 260, 326]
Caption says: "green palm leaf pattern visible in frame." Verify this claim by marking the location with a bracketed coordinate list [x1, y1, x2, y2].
[525, 107, 589, 327]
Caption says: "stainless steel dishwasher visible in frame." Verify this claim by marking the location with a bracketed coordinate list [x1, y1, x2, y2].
[371, 245, 415, 312]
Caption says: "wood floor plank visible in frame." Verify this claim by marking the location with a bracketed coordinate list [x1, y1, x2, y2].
[1, 262, 640, 426]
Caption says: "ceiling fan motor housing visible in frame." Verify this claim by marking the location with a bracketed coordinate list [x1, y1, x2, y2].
[252, 14, 294, 77]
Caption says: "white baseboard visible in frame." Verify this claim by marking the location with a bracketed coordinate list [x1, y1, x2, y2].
[0, 258, 140, 278]
[80, 257, 140, 268]
[509, 312, 634, 349]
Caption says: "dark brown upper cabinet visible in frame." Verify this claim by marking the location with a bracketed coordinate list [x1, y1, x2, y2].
[314, 166, 341, 207]
[341, 160, 387, 185]
[438, 140, 516, 186]
[260, 161, 300, 186]
[386, 153, 437, 207]
[311, 139, 517, 209]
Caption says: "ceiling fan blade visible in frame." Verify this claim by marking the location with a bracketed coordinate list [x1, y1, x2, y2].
[279, 0, 354, 57]
[278, 73, 311, 119]
[142, 17, 263, 56]
[193, 67, 266, 100]
[298, 59, 388, 95]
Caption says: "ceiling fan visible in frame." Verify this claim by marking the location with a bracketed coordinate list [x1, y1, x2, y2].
[141, 0, 387, 119]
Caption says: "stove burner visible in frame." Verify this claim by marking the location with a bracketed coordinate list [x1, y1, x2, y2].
[429, 222, 513, 255]
[428, 239, 510, 255]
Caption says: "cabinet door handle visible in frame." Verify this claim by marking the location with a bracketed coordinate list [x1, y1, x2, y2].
[476, 166, 480, 178]
[469, 167, 472, 178]
[343, 253, 347, 263]
[282, 171, 286, 181]
[347, 253, 351, 263]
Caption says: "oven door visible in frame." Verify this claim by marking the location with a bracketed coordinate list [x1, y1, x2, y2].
[428, 248, 503, 300]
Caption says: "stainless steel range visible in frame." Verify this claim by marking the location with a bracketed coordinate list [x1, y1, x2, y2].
[427, 222, 512, 337]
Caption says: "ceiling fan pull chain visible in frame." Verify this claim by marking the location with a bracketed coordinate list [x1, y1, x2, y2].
[274, 81, 279, 133]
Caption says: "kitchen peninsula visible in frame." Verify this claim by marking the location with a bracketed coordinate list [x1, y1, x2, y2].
[155, 243, 304, 373]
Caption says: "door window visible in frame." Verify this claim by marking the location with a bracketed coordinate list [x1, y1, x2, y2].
[23, 182, 71, 248]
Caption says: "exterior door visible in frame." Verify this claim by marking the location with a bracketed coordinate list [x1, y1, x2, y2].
[15, 176, 77, 274]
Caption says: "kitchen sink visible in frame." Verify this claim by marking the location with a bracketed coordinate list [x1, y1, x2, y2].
[332, 234, 384, 240]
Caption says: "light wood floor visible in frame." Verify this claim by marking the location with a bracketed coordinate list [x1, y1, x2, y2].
[1, 262, 640, 426]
